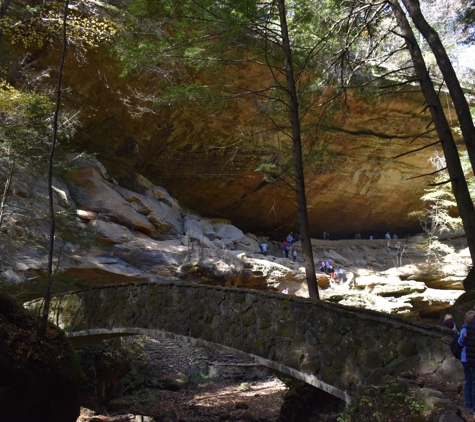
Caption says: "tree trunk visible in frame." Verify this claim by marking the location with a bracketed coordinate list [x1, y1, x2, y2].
[388, 0, 475, 290]
[399, 0, 475, 173]
[40, 0, 69, 336]
[276, 0, 319, 300]
[0, 155, 15, 229]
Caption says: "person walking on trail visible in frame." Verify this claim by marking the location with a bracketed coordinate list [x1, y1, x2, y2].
[325, 260, 332, 274]
[385, 232, 391, 239]
[319, 261, 326, 272]
[259, 241, 268, 256]
[337, 268, 344, 282]
[282, 286, 289, 294]
[443, 314, 457, 331]
[322, 232, 327, 240]
[283, 240, 290, 258]
[459, 311, 475, 414]
[286, 233, 293, 246]
[292, 248, 297, 262]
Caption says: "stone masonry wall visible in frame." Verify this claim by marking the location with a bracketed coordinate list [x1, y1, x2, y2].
[34, 282, 462, 402]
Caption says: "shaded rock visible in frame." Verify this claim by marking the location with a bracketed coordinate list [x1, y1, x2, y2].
[113, 185, 183, 237]
[0, 291, 83, 422]
[69, 168, 158, 237]
[146, 185, 177, 208]
[92, 220, 135, 244]
[323, 250, 351, 267]
[184, 218, 204, 239]
[217, 225, 245, 242]
[70, 152, 110, 180]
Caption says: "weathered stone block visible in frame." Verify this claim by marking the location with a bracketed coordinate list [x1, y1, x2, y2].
[276, 319, 295, 338]
[300, 359, 321, 376]
[283, 350, 304, 369]
[303, 344, 320, 361]
[323, 330, 343, 348]
[357, 349, 384, 369]
[202, 324, 213, 341]
[383, 347, 399, 365]
[384, 355, 419, 374]
[190, 322, 204, 338]
[242, 311, 256, 327]
[251, 339, 267, 356]
[320, 365, 336, 385]
[388, 328, 405, 344]
[397, 339, 417, 357]
[341, 334, 361, 350]
[365, 368, 386, 386]
[305, 327, 323, 347]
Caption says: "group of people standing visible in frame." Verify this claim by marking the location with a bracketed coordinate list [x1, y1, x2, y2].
[260, 233, 300, 263]
[283, 232, 299, 262]
[319, 260, 344, 283]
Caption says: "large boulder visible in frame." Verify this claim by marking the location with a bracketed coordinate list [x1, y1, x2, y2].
[113, 185, 183, 238]
[69, 168, 159, 237]
[216, 224, 245, 243]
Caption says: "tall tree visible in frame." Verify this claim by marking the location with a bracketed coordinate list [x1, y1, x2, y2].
[40, 0, 69, 336]
[398, 0, 475, 174]
[276, 0, 319, 299]
[388, 0, 475, 289]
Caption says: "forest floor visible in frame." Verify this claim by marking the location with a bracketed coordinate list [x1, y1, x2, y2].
[77, 373, 471, 422]
[77, 377, 287, 422]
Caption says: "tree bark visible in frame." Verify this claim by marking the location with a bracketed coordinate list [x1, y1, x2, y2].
[389, 0, 475, 290]
[276, 0, 319, 300]
[399, 0, 475, 173]
[40, 0, 69, 336]
[0, 155, 15, 229]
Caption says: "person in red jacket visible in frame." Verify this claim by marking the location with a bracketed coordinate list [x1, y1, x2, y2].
[282, 241, 289, 258]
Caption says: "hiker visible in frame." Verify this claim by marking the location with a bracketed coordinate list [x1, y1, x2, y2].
[337, 268, 344, 282]
[282, 287, 289, 294]
[292, 248, 297, 262]
[293, 233, 300, 242]
[443, 314, 457, 331]
[393, 233, 398, 239]
[283, 240, 290, 258]
[322, 232, 327, 240]
[259, 241, 268, 256]
[385, 232, 391, 239]
[286, 233, 294, 245]
[459, 311, 475, 413]
[325, 260, 332, 274]
[330, 267, 335, 282]
[319, 261, 326, 272]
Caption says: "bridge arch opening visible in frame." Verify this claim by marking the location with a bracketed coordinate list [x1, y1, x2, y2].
[68, 327, 351, 404]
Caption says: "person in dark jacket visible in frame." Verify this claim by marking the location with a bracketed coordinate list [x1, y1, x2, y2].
[459, 311, 475, 413]
[464, 312, 475, 415]
[443, 314, 457, 331]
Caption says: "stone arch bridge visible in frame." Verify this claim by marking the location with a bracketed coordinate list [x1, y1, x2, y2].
[29, 282, 461, 404]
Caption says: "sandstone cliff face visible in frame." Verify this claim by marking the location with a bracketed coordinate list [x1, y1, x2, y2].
[15, 41, 456, 238]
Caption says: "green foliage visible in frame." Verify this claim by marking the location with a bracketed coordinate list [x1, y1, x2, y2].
[458, 0, 475, 44]
[0, 0, 118, 51]
[339, 379, 433, 422]
[410, 151, 465, 262]
[0, 81, 55, 161]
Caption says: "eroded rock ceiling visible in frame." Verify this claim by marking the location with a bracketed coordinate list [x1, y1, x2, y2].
[18, 45, 459, 239]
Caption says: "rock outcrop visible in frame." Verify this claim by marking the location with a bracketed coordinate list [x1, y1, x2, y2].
[1, 154, 471, 320]
[14, 38, 463, 238]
